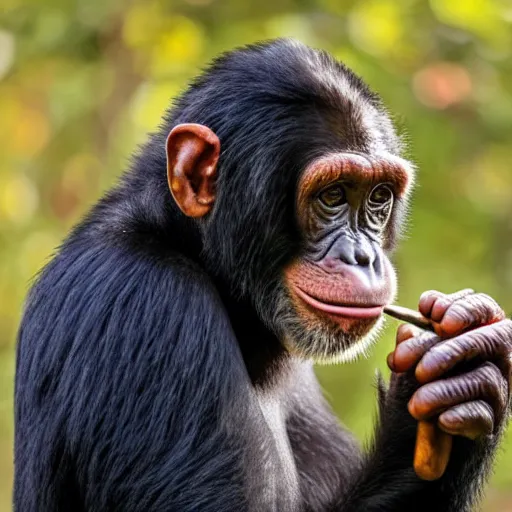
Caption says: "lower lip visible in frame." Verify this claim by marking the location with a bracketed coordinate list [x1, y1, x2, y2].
[294, 287, 384, 319]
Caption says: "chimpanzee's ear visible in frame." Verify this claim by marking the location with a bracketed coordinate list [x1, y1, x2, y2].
[166, 123, 220, 218]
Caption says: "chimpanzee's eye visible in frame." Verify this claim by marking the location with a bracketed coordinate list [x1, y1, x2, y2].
[318, 185, 346, 208]
[368, 185, 393, 207]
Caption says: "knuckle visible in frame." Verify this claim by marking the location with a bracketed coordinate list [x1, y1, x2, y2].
[410, 331, 438, 350]
[454, 295, 483, 317]
[472, 400, 491, 417]
[474, 293, 505, 319]
[433, 338, 464, 360]
[466, 401, 493, 427]
[474, 403, 495, 435]
[478, 362, 501, 387]
[477, 363, 508, 410]
[487, 320, 512, 352]
[478, 400, 495, 420]
[445, 302, 469, 322]
[470, 332, 488, 346]
[475, 293, 495, 303]
[465, 294, 487, 311]
[448, 293, 505, 327]
[462, 328, 502, 357]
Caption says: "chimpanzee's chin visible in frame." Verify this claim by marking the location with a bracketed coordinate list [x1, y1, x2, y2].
[279, 313, 384, 364]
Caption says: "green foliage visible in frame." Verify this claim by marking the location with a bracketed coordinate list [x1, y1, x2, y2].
[1, 0, 511, 509]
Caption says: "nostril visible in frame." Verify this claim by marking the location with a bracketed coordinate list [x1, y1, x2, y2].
[332, 237, 376, 267]
[354, 248, 371, 267]
[373, 250, 382, 275]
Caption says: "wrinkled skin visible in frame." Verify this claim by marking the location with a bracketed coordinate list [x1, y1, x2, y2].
[388, 290, 512, 441]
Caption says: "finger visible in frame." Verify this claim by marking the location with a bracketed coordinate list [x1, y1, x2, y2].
[429, 289, 474, 324]
[418, 289, 474, 319]
[418, 290, 445, 318]
[437, 293, 506, 338]
[389, 330, 440, 373]
[438, 400, 494, 439]
[415, 319, 512, 383]
[409, 362, 508, 421]
[388, 324, 426, 372]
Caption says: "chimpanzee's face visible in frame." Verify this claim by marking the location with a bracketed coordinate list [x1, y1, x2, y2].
[275, 152, 413, 363]
[164, 121, 413, 363]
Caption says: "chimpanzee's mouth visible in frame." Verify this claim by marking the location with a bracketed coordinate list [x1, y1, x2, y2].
[293, 286, 384, 319]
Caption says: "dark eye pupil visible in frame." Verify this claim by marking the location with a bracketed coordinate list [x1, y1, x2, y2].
[319, 186, 345, 208]
[370, 186, 392, 205]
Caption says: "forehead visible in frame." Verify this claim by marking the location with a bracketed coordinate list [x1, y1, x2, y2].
[298, 152, 414, 203]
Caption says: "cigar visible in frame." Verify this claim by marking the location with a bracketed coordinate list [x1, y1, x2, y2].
[383, 304, 452, 481]
[383, 304, 435, 332]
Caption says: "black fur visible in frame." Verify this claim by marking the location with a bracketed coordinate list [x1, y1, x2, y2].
[15, 39, 497, 511]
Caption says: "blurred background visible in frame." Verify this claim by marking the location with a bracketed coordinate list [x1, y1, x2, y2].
[1, 0, 512, 509]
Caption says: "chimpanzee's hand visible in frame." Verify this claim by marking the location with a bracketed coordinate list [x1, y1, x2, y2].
[387, 290, 512, 439]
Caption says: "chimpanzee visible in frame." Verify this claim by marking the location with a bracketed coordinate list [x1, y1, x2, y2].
[14, 39, 512, 512]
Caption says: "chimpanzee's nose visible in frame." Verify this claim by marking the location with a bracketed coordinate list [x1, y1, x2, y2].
[336, 236, 374, 267]
[318, 235, 382, 281]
